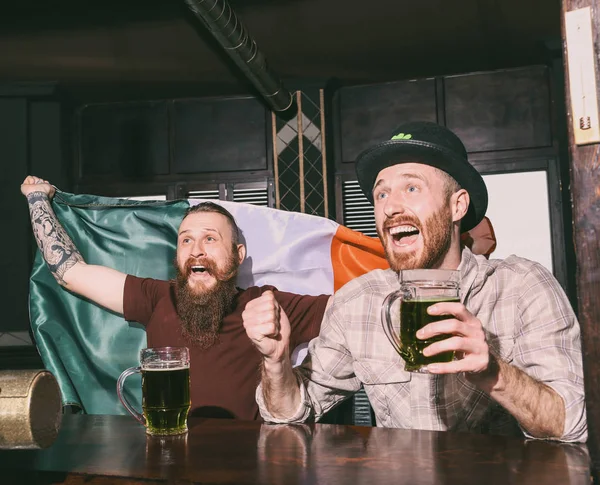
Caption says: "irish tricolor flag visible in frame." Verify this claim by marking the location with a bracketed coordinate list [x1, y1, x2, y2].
[196, 199, 389, 295]
[29, 191, 388, 414]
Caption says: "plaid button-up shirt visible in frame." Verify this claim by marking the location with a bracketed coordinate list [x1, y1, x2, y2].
[257, 248, 587, 442]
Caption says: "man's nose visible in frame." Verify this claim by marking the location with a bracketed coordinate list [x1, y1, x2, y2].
[190, 241, 205, 257]
[383, 193, 405, 217]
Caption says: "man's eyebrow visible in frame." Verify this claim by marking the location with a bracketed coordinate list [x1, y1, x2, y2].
[178, 228, 220, 237]
[399, 172, 428, 183]
[372, 172, 428, 194]
[373, 178, 386, 192]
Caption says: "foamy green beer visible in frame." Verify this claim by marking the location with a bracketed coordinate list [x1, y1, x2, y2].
[382, 269, 460, 373]
[117, 347, 191, 435]
[399, 297, 459, 371]
[142, 366, 190, 435]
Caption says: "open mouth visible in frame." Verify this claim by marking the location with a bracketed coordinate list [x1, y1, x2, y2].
[389, 224, 420, 246]
[190, 264, 211, 276]
[188, 265, 213, 279]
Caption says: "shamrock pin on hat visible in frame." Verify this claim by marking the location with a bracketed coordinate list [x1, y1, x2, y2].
[355, 121, 488, 232]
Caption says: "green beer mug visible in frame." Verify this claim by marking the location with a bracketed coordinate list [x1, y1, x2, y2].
[381, 269, 460, 373]
[117, 347, 191, 435]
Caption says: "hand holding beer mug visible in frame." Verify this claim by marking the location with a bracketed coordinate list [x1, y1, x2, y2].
[381, 269, 460, 372]
[117, 347, 191, 435]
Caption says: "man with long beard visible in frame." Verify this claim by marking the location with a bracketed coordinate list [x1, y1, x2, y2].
[245, 121, 586, 442]
[21, 178, 329, 421]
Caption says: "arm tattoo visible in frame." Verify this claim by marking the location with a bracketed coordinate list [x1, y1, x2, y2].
[26, 192, 84, 286]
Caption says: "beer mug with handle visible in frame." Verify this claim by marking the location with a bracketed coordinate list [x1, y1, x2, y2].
[381, 269, 460, 373]
[117, 347, 191, 435]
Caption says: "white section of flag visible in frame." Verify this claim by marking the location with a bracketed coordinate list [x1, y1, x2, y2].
[190, 200, 338, 297]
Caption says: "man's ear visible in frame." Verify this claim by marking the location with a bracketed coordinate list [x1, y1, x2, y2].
[237, 244, 246, 264]
[451, 189, 470, 223]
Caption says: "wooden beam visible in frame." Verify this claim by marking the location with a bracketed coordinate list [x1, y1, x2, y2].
[561, 0, 600, 475]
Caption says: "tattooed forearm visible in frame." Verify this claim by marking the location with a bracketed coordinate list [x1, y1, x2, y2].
[26, 192, 84, 286]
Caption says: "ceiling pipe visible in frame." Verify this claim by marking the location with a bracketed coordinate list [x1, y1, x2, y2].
[183, 0, 295, 112]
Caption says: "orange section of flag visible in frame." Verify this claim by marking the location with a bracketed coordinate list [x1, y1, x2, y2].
[331, 225, 389, 291]
[460, 216, 497, 259]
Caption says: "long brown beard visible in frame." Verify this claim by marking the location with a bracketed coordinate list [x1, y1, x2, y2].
[174, 253, 239, 350]
[379, 204, 453, 272]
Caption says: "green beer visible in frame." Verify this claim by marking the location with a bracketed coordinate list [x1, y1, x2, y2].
[142, 367, 191, 435]
[400, 297, 459, 372]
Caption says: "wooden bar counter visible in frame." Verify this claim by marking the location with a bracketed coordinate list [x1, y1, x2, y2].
[0, 414, 592, 484]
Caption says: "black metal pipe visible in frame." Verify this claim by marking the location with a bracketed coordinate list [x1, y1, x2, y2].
[183, 0, 295, 112]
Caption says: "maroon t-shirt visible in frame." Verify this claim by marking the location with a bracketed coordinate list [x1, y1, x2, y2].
[123, 275, 329, 421]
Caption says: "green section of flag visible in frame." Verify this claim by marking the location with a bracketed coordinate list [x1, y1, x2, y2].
[29, 191, 189, 414]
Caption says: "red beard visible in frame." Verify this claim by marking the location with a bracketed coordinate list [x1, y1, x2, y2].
[378, 204, 453, 272]
[174, 253, 239, 350]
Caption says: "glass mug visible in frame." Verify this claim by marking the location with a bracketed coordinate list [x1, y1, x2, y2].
[117, 347, 191, 435]
[381, 269, 460, 373]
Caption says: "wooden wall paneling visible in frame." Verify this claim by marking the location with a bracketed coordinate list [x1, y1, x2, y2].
[168, 100, 176, 178]
[561, 0, 600, 475]
[172, 96, 268, 174]
[75, 94, 274, 198]
[79, 101, 170, 179]
[334, 173, 344, 224]
[333, 78, 438, 167]
[435, 76, 447, 125]
[548, 56, 578, 310]
[0, 98, 30, 333]
[444, 66, 553, 153]
[467, 146, 557, 163]
[545, 156, 571, 303]
[30, 101, 66, 188]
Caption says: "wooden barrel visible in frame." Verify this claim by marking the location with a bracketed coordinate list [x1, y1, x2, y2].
[0, 369, 62, 449]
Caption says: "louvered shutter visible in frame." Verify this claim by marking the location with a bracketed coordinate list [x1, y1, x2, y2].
[342, 180, 376, 236]
[232, 184, 269, 206]
[187, 188, 221, 200]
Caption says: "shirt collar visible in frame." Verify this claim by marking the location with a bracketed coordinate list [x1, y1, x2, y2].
[384, 247, 489, 302]
[457, 246, 491, 302]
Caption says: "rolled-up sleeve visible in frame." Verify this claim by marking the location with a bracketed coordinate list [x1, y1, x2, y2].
[256, 372, 314, 424]
[515, 264, 587, 442]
